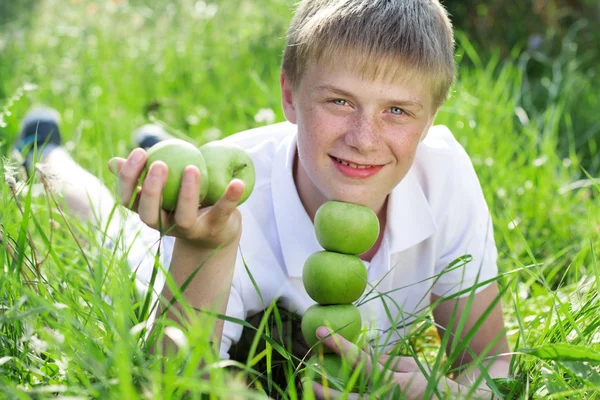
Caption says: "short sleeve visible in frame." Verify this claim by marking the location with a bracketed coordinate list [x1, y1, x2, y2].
[108, 211, 171, 295]
[431, 152, 498, 298]
[219, 265, 246, 359]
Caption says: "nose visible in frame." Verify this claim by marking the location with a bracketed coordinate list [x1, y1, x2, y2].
[344, 113, 381, 153]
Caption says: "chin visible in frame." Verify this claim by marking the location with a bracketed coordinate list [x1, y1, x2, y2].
[325, 188, 378, 209]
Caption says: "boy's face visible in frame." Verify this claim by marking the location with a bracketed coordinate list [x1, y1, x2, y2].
[281, 58, 439, 213]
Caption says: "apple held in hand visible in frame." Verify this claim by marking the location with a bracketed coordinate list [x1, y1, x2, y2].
[145, 139, 209, 211]
[301, 304, 362, 353]
[199, 141, 256, 206]
[314, 201, 380, 255]
[303, 251, 367, 304]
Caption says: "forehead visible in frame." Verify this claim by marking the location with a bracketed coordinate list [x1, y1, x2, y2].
[302, 50, 434, 106]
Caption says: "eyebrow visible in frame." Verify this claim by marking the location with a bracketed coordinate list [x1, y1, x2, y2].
[315, 84, 424, 110]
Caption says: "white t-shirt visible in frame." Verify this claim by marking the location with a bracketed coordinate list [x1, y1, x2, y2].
[122, 121, 498, 359]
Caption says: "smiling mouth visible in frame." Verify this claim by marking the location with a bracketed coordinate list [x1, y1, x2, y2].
[330, 156, 379, 169]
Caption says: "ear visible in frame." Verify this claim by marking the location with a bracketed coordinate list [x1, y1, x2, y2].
[280, 71, 297, 124]
[420, 106, 441, 141]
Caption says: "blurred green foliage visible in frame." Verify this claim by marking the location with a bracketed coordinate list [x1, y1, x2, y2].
[447, 0, 600, 173]
[447, 0, 599, 58]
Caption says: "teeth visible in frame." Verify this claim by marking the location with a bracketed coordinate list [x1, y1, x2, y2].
[334, 157, 374, 169]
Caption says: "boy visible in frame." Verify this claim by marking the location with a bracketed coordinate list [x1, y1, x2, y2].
[18, 0, 510, 397]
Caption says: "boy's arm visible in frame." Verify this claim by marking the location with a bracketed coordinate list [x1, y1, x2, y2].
[109, 149, 245, 355]
[160, 236, 240, 351]
[431, 282, 511, 389]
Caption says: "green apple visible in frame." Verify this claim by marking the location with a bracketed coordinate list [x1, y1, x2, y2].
[314, 201, 380, 255]
[145, 139, 209, 211]
[301, 304, 362, 353]
[305, 354, 367, 393]
[303, 251, 367, 304]
[199, 141, 256, 206]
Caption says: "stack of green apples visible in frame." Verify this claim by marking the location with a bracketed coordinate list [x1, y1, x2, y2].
[142, 138, 256, 210]
[301, 201, 380, 391]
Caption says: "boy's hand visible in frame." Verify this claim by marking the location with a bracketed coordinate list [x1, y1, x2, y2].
[311, 327, 428, 400]
[108, 148, 244, 249]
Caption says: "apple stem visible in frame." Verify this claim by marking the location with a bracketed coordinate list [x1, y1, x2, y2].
[233, 163, 247, 176]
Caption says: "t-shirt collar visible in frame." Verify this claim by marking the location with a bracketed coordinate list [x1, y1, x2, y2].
[271, 131, 436, 278]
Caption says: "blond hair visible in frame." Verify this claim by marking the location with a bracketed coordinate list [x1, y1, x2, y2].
[282, 0, 456, 109]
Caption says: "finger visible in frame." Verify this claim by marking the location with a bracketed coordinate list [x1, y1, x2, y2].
[377, 354, 422, 373]
[174, 166, 201, 230]
[138, 161, 168, 229]
[118, 148, 147, 206]
[311, 382, 363, 400]
[316, 327, 361, 364]
[205, 179, 245, 225]
[108, 157, 126, 176]
[316, 327, 393, 383]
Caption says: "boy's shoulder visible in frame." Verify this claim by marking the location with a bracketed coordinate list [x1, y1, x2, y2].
[220, 121, 296, 152]
[420, 124, 464, 153]
[416, 124, 473, 169]
[413, 124, 482, 198]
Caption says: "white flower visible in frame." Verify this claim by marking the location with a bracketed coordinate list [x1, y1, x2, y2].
[533, 155, 548, 167]
[203, 127, 222, 142]
[29, 335, 48, 354]
[194, 1, 218, 19]
[254, 108, 276, 125]
[23, 83, 38, 92]
[508, 217, 521, 230]
[55, 357, 69, 378]
[186, 115, 200, 126]
[45, 328, 65, 344]
[3, 157, 18, 184]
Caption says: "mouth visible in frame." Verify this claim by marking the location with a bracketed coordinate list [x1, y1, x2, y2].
[329, 155, 385, 179]
[329, 155, 381, 169]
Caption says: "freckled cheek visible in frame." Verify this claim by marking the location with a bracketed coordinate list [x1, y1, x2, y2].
[386, 137, 420, 170]
[389, 131, 421, 152]
[301, 119, 332, 159]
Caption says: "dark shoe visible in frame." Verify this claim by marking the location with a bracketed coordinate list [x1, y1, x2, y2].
[13, 106, 62, 174]
[132, 124, 172, 150]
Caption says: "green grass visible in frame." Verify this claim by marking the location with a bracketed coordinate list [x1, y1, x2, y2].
[0, 0, 599, 398]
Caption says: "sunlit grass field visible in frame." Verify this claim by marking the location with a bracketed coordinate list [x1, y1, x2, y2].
[0, 0, 599, 398]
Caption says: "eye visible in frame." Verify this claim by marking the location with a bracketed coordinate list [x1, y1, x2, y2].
[332, 99, 348, 106]
[390, 106, 405, 115]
